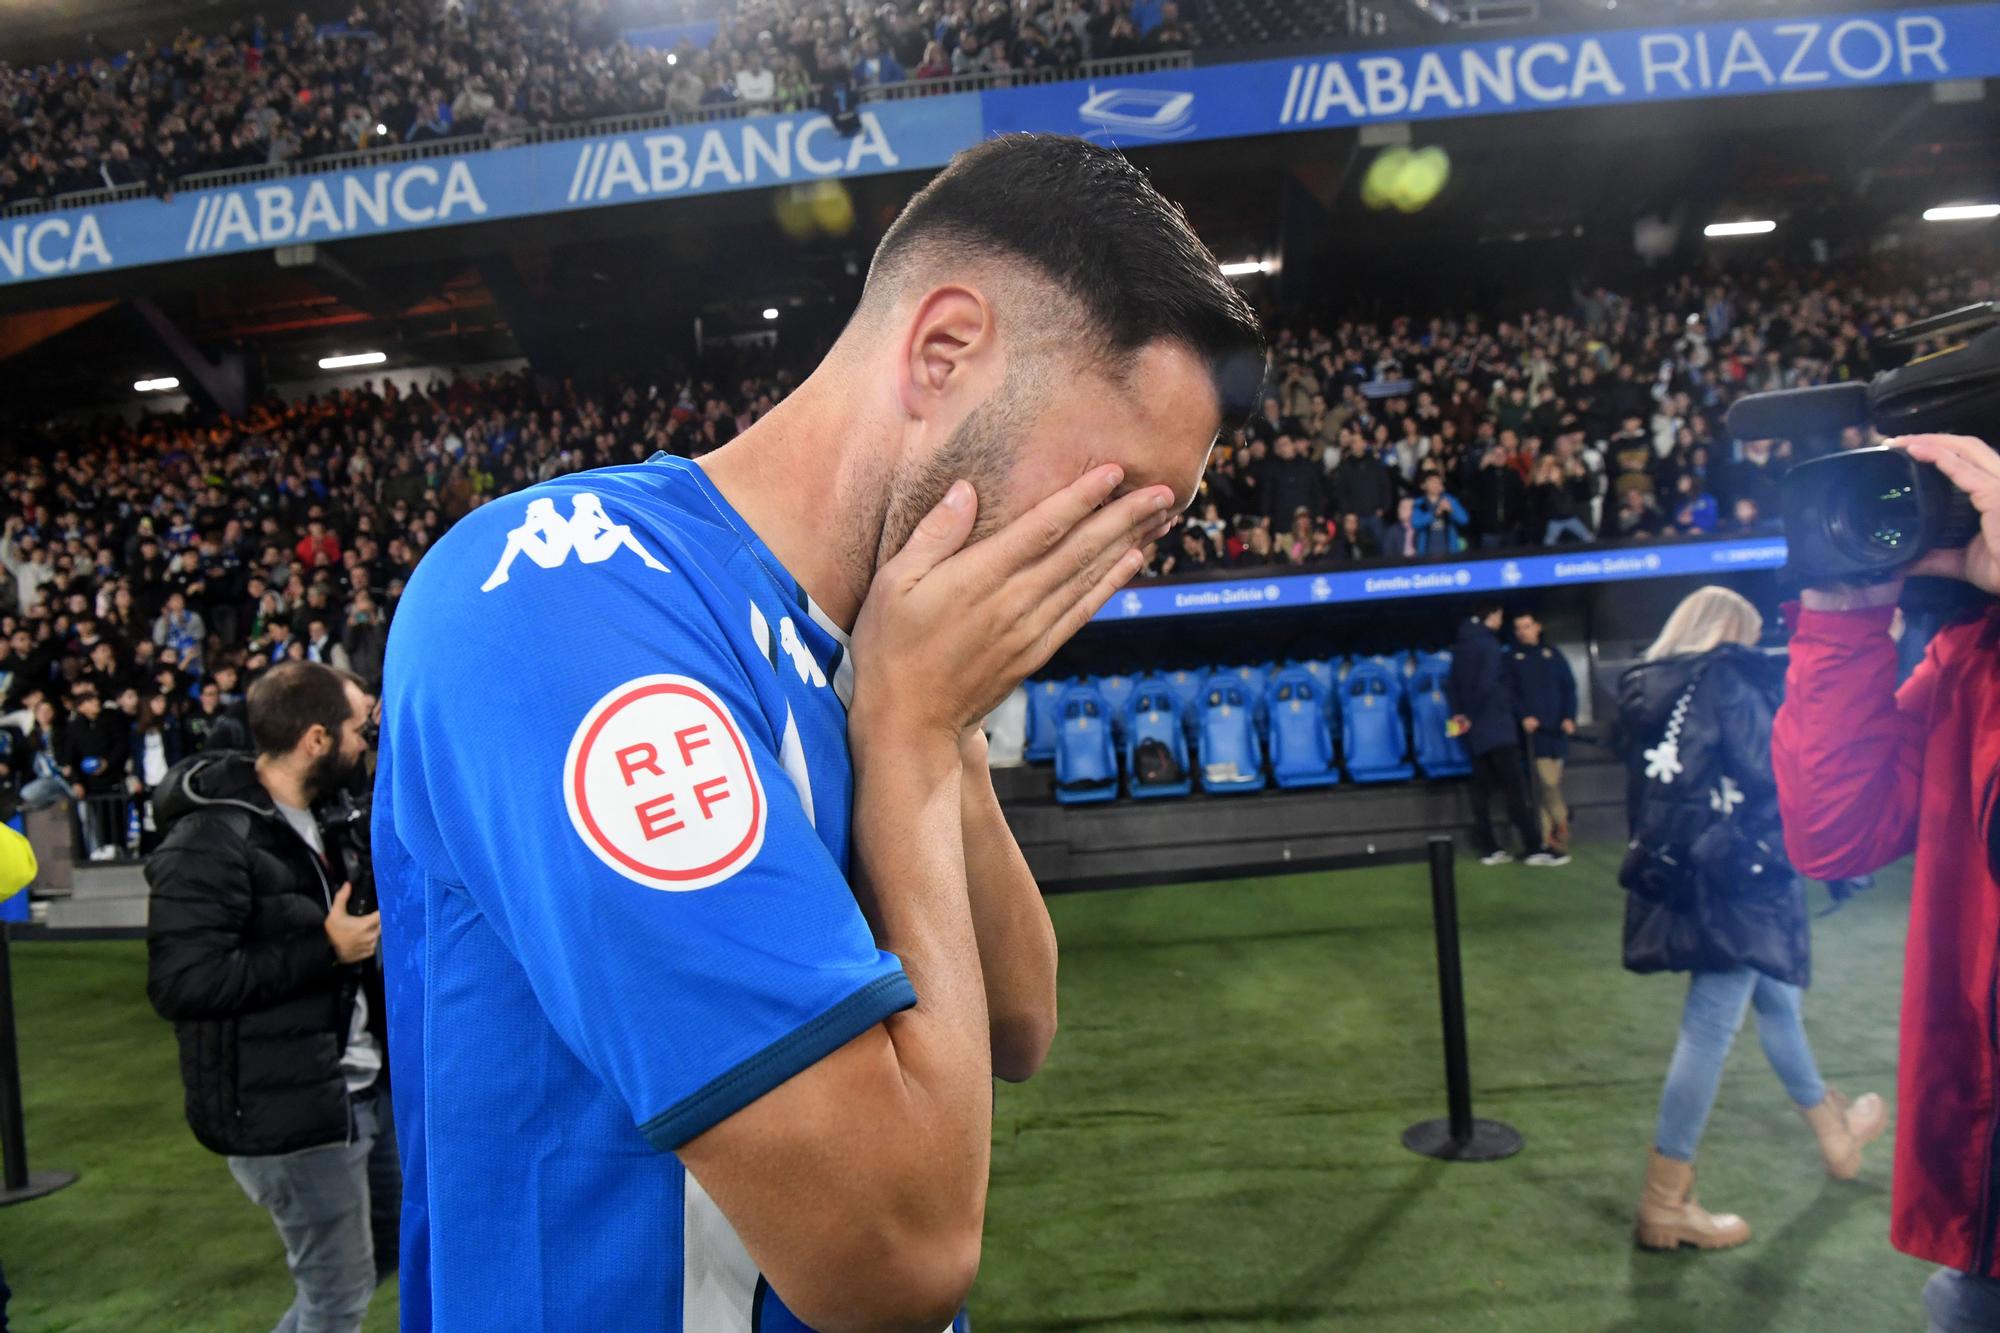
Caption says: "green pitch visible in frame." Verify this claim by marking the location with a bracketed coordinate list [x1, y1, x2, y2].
[4, 843, 1925, 1330]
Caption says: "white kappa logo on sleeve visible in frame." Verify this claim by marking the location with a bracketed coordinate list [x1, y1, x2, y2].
[563, 675, 766, 890]
[482, 493, 669, 592]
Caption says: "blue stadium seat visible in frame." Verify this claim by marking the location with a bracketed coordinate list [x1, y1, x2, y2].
[1196, 674, 1266, 793]
[1124, 682, 1193, 799]
[1023, 676, 1073, 763]
[1299, 658, 1337, 693]
[1052, 683, 1119, 804]
[1364, 654, 1412, 704]
[1227, 662, 1270, 703]
[1094, 673, 1137, 737]
[1224, 656, 1272, 720]
[1266, 667, 1339, 789]
[1409, 651, 1473, 778]
[1163, 668, 1205, 715]
[1342, 658, 1415, 783]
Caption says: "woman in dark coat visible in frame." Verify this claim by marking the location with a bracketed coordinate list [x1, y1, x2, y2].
[1616, 586, 1886, 1253]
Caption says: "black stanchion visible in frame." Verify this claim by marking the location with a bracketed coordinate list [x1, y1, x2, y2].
[1401, 836, 1523, 1162]
[0, 923, 78, 1205]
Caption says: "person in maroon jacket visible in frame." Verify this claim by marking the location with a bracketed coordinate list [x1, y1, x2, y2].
[1773, 432, 2000, 1331]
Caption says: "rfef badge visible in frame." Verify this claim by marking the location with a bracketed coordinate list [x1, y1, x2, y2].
[563, 674, 766, 890]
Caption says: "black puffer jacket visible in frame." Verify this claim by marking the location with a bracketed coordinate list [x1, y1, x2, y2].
[144, 752, 379, 1156]
[1615, 645, 1809, 986]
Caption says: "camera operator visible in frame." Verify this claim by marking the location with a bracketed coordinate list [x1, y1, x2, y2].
[1773, 433, 2000, 1331]
[144, 661, 397, 1333]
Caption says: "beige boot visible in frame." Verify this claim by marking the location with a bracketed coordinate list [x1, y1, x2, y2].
[1635, 1149, 1752, 1251]
[1799, 1087, 1888, 1180]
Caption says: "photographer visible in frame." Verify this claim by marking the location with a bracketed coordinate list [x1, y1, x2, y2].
[1772, 433, 2000, 1330]
[144, 661, 397, 1333]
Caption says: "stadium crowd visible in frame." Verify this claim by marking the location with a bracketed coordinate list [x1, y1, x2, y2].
[1150, 260, 1992, 575]
[0, 0, 1193, 206]
[0, 256, 1978, 841]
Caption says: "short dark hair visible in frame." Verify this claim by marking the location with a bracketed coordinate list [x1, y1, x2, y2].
[247, 661, 353, 757]
[1473, 600, 1506, 621]
[866, 134, 1266, 418]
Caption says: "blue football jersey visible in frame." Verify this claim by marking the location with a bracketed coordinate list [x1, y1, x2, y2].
[375, 455, 933, 1330]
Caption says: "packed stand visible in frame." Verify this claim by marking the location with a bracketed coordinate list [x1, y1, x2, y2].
[1148, 259, 1997, 578]
[0, 364, 793, 855]
[0, 0, 1195, 207]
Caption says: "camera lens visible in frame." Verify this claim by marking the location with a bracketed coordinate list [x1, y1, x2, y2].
[1823, 452, 1929, 571]
[1844, 481, 1921, 556]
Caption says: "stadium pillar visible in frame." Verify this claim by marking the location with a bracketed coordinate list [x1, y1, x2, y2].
[1401, 836, 1523, 1163]
[132, 299, 249, 419]
[0, 925, 78, 1206]
[1275, 172, 1324, 303]
[477, 255, 577, 388]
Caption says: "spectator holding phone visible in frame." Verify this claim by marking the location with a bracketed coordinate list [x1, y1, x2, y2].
[1774, 434, 2000, 1330]
[1411, 471, 1470, 555]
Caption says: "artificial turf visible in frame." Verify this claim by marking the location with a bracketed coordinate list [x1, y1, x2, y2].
[3, 841, 1926, 1331]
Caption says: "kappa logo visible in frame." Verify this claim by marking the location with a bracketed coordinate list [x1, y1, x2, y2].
[564, 674, 767, 890]
[481, 493, 669, 592]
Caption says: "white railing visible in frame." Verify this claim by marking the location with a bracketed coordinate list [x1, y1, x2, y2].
[0, 52, 1193, 220]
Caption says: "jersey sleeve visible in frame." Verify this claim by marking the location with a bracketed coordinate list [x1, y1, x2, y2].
[379, 496, 913, 1150]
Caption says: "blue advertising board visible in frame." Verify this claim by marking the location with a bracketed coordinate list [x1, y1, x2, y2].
[0, 96, 980, 285]
[4, 5, 1996, 286]
[983, 6, 1996, 143]
[1094, 536, 1789, 623]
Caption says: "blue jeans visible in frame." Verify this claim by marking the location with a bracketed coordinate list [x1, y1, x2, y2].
[227, 1088, 400, 1333]
[1654, 968, 1827, 1162]
[1543, 517, 1594, 544]
[1927, 1269, 2000, 1331]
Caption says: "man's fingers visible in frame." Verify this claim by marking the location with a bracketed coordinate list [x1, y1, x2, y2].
[886, 479, 978, 582]
[1910, 445, 2000, 509]
[1029, 484, 1174, 603]
[979, 464, 1126, 572]
[330, 883, 351, 910]
[1040, 546, 1147, 659]
[1896, 434, 2000, 491]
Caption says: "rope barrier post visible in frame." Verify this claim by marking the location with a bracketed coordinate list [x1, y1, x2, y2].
[1401, 836, 1523, 1163]
[0, 924, 79, 1206]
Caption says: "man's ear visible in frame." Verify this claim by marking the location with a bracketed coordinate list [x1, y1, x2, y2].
[896, 284, 999, 422]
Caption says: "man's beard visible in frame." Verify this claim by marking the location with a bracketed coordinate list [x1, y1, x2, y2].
[304, 746, 365, 803]
[874, 383, 1029, 572]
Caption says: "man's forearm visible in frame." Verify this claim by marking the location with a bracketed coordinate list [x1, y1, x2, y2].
[959, 734, 1058, 1081]
[844, 712, 994, 1231]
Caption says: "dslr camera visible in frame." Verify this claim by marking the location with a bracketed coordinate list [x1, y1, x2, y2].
[1728, 303, 2000, 584]
[315, 787, 375, 915]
